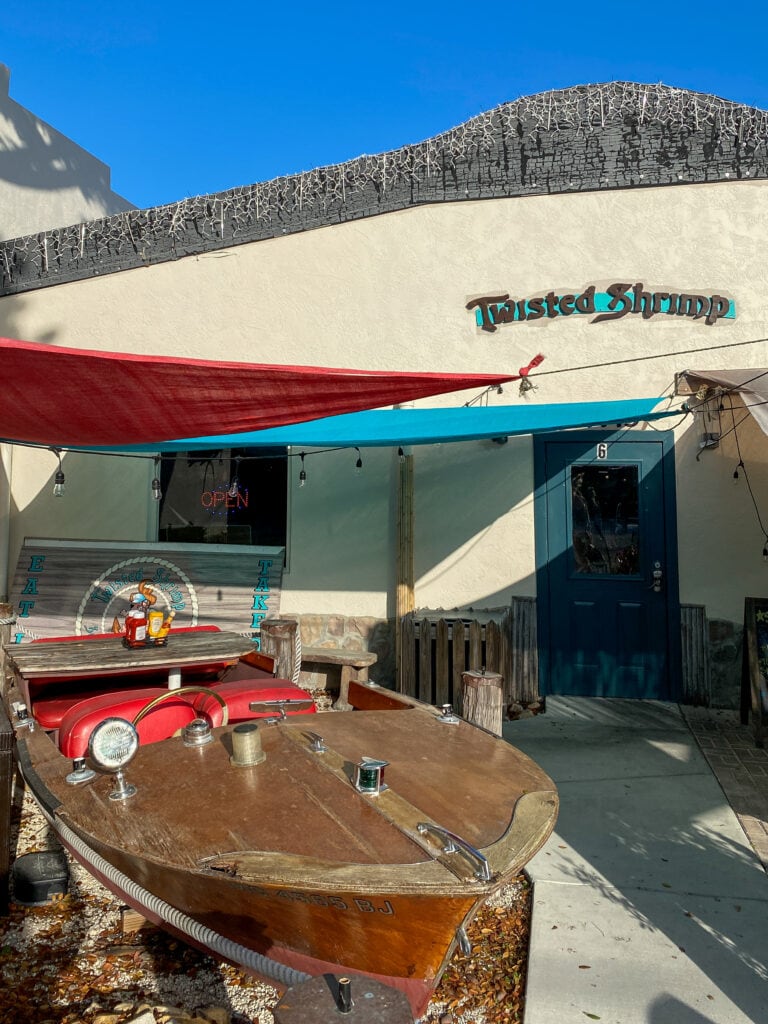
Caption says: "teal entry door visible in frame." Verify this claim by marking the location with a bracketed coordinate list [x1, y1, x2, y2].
[534, 432, 681, 700]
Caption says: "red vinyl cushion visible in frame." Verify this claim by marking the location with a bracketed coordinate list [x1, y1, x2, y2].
[33, 679, 155, 731]
[58, 677, 316, 759]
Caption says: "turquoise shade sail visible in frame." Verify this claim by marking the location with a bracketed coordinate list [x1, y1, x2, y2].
[84, 398, 681, 453]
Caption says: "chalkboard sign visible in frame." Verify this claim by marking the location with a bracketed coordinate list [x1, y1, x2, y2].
[742, 597, 768, 748]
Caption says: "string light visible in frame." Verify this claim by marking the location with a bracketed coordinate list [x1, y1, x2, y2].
[734, 460, 744, 481]
[354, 447, 363, 474]
[50, 447, 65, 497]
[298, 452, 307, 488]
[151, 456, 162, 501]
[398, 447, 405, 463]
[227, 456, 241, 498]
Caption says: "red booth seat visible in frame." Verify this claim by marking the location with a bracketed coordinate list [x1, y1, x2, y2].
[27, 626, 240, 730]
[58, 677, 316, 760]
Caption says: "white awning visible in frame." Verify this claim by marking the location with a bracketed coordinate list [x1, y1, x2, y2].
[677, 369, 768, 437]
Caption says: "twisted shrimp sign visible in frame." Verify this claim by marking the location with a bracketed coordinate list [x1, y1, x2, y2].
[467, 282, 736, 332]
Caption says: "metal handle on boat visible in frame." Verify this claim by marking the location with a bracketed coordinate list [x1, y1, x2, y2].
[416, 822, 492, 881]
[248, 698, 315, 721]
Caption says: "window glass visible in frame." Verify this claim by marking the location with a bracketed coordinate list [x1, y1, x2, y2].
[157, 447, 287, 547]
[571, 464, 639, 575]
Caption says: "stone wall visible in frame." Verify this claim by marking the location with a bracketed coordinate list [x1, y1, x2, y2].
[2, 81, 766, 296]
[708, 617, 744, 709]
[292, 613, 394, 689]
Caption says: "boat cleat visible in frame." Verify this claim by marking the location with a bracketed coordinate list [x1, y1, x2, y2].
[437, 703, 460, 724]
[66, 756, 96, 785]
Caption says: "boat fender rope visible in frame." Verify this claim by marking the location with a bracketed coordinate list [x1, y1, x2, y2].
[292, 628, 302, 686]
[0, 615, 17, 625]
[46, 810, 311, 990]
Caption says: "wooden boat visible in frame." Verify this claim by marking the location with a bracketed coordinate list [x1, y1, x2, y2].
[3, 628, 557, 1018]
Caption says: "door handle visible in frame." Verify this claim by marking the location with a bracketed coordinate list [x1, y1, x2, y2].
[650, 562, 663, 593]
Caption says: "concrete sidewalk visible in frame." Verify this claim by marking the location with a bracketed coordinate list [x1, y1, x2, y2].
[504, 698, 768, 1024]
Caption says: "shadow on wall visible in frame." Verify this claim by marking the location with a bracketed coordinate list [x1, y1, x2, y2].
[0, 63, 133, 240]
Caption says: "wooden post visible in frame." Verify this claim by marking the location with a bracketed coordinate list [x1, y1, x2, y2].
[395, 452, 414, 693]
[260, 618, 298, 680]
[0, 601, 16, 915]
[461, 669, 504, 736]
[0, 701, 12, 916]
[452, 620, 466, 712]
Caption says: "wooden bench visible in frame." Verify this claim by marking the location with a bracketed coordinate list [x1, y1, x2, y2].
[300, 647, 378, 710]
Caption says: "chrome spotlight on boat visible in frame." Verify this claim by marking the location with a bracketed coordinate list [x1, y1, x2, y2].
[87, 717, 140, 801]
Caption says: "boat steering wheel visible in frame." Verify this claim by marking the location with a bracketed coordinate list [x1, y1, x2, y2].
[132, 686, 229, 728]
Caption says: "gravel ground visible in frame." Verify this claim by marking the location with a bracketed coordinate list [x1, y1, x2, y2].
[1, 704, 532, 1024]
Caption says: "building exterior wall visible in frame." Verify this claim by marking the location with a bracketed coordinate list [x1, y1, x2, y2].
[0, 81, 766, 704]
[0, 63, 132, 241]
[1, 179, 766, 626]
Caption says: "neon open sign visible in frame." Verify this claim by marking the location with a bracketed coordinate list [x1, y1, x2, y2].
[201, 487, 249, 518]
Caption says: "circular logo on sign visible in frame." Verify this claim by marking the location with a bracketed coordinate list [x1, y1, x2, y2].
[75, 556, 199, 635]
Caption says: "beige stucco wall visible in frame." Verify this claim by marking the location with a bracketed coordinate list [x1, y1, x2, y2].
[1, 179, 767, 621]
[0, 64, 133, 240]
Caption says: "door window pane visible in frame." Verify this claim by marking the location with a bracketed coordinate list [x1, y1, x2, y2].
[571, 464, 639, 575]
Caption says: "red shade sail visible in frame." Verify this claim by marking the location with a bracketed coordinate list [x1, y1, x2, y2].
[0, 337, 532, 448]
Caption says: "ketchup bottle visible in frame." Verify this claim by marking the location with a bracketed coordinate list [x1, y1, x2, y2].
[124, 594, 148, 648]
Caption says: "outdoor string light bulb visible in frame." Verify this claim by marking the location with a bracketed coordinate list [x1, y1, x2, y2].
[50, 448, 65, 497]
[354, 447, 363, 474]
[734, 459, 745, 481]
[151, 456, 162, 501]
[398, 447, 405, 463]
[228, 456, 241, 499]
[298, 452, 307, 488]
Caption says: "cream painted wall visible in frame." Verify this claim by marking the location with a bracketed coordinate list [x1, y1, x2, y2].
[1, 180, 767, 621]
[8, 447, 153, 580]
[672, 408, 768, 622]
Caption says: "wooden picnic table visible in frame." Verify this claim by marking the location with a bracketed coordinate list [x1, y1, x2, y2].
[3, 629, 257, 691]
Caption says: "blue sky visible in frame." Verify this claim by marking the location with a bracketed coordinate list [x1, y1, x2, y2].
[2, 2, 766, 211]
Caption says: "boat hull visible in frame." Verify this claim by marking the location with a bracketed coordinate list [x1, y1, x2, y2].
[47, 810, 479, 1016]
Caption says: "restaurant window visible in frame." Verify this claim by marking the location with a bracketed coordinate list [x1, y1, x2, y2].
[157, 447, 287, 547]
